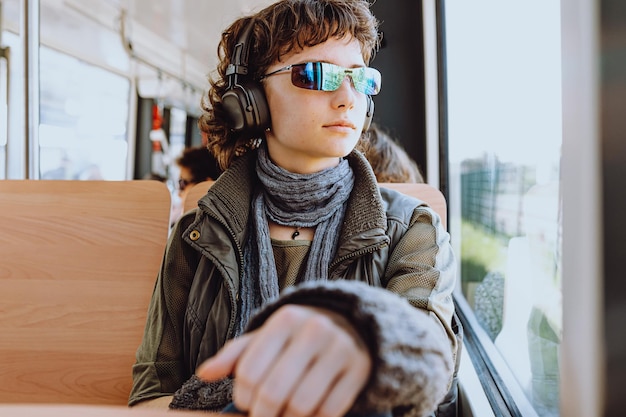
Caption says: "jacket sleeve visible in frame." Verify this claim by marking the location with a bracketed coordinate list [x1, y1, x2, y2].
[244, 205, 457, 417]
[384, 204, 458, 360]
[129, 211, 201, 406]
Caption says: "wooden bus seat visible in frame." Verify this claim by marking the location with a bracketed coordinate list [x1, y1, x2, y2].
[0, 180, 171, 405]
[184, 180, 447, 229]
[379, 182, 447, 229]
[183, 179, 215, 213]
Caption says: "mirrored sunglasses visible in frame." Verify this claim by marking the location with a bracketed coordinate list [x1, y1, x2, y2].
[259, 62, 381, 95]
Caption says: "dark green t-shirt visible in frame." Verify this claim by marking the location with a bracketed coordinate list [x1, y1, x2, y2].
[271, 238, 311, 290]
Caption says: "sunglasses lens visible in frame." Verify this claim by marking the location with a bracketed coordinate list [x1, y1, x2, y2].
[292, 62, 322, 90]
[352, 67, 381, 95]
[321, 63, 347, 92]
[291, 62, 381, 95]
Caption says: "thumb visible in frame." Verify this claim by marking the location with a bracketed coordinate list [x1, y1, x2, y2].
[195, 333, 254, 381]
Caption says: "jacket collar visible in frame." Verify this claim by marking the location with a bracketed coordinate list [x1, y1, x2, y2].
[197, 149, 388, 245]
[340, 150, 388, 243]
[197, 151, 257, 241]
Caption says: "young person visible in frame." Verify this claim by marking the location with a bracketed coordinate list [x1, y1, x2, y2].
[130, 1, 458, 417]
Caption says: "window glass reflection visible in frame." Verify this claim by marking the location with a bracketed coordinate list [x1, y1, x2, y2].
[39, 46, 130, 180]
[0, 30, 13, 179]
[0, 51, 7, 179]
[445, 1, 562, 415]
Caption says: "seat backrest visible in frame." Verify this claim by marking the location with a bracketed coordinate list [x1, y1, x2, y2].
[183, 179, 215, 213]
[184, 180, 446, 229]
[0, 180, 171, 405]
[379, 182, 447, 229]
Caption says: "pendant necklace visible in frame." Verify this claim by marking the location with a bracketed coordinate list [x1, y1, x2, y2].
[291, 227, 301, 240]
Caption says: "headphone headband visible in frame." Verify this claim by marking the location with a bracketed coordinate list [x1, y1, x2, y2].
[225, 19, 254, 79]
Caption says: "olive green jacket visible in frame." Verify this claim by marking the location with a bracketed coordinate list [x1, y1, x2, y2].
[130, 150, 457, 416]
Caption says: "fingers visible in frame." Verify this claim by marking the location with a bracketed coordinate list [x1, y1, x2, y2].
[230, 314, 297, 412]
[315, 361, 371, 417]
[244, 311, 338, 417]
[196, 305, 372, 417]
[283, 328, 371, 417]
[196, 332, 254, 381]
[234, 306, 372, 417]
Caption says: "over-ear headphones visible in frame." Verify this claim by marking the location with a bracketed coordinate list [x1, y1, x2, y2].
[221, 19, 375, 136]
[221, 19, 271, 138]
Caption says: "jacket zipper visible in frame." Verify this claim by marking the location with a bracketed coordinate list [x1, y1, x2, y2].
[329, 240, 388, 273]
[202, 209, 244, 341]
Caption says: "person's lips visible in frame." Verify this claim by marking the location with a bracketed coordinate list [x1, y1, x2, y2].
[324, 120, 357, 130]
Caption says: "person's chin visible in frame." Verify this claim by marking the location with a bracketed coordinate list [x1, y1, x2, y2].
[322, 144, 358, 160]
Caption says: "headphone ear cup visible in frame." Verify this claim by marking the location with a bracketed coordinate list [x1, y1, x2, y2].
[222, 81, 271, 136]
[363, 96, 374, 132]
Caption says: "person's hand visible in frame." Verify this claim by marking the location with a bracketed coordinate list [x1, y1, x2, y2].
[196, 304, 372, 417]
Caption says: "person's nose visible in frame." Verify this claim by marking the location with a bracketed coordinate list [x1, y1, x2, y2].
[331, 75, 357, 110]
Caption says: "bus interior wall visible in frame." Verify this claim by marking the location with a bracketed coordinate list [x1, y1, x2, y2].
[369, 0, 428, 181]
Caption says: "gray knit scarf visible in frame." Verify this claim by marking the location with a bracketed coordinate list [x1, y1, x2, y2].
[236, 144, 355, 336]
[170, 145, 354, 411]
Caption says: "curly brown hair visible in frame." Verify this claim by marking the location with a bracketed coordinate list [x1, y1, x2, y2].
[363, 124, 424, 183]
[198, 0, 380, 170]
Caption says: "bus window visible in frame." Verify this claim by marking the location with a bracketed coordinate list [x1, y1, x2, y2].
[0, 30, 18, 180]
[0, 0, 17, 179]
[39, 46, 130, 180]
[1, 44, 6, 179]
[168, 106, 187, 162]
[445, 1, 562, 416]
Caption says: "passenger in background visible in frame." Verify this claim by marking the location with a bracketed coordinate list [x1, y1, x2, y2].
[170, 146, 223, 223]
[130, 1, 457, 417]
[175, 145, 222, 199]
[363, 124, 424, 183]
